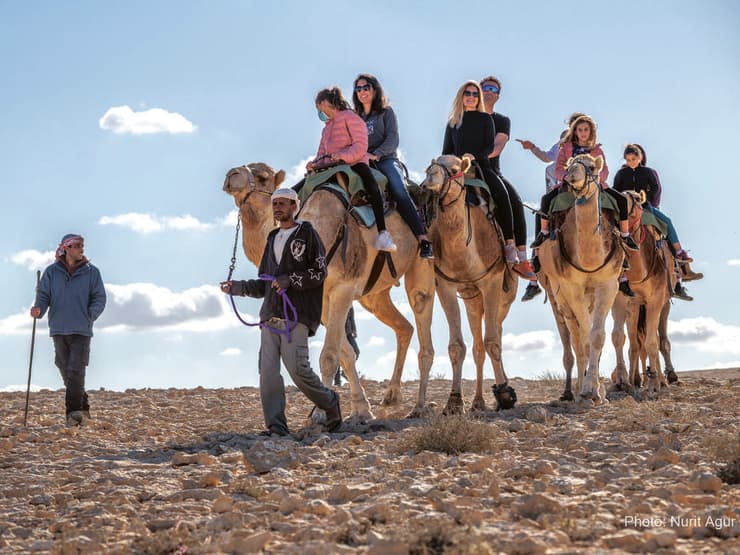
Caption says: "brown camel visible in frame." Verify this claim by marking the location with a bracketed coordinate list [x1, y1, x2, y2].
[610, 193, 675, 395]
[537, 154, 625, 402]
[222, 163, 436, 420]
[419, 155, 518, 413]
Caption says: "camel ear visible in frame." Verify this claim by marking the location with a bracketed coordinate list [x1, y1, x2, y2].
[274, 170, 286, 188]
[461, 157, 471, 174]
[593, 156, 604, 174]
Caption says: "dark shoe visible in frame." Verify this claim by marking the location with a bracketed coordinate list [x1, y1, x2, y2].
[258, 428, 289, 437]
[675, 249, 693, 263]
[531, 255, 541, 274]
[622, 235, 640, 251]
[530, 232, 548, 249]
[325, 392, 342, 432]
[619, 280, 636, 297]
[419, 240, 434, 259]
[673, 283, 693, 301]
[622, 258, 630, 270]
[521, 282, 542, 302]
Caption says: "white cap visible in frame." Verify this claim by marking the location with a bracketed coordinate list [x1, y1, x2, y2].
[271, 188, 300, 213]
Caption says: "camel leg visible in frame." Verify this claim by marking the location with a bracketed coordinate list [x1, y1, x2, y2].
[658, 299, 678, 384]
[610, 296, 630, 388]
[481, 279, 517, 411]
[358, 290, 413, 407]
[560, 297, 589, 397]
[462, 293, 486, 411]
[543, 279, 575, 401]
[626, 306, 642, 388]
[321, 287, 373, 421]
[643, 301, 665, 395]
[581, 284, 618, 402]
[436, 279, 466, 416]
[403, 258, 436, 416]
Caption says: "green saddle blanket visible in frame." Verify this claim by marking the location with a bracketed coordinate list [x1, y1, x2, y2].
[298, 165, 388, 229]
[641, 209, 669, 237]
[550, 190, 620, 215]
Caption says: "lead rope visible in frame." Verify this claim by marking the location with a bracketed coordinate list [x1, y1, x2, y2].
[226, 217, 299, 342]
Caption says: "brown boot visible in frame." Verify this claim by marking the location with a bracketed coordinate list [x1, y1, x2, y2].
[681, 263, 703, 281]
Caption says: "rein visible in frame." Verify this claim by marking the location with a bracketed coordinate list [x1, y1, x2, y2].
[557, 228, 620, 274]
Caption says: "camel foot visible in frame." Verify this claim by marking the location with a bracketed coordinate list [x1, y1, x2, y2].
[380, 385, 403, 406]
[665, 368, 679, 384]
[469, 396, 487, 412]
[632, 374, 642, 388]
[493, 383, 517, 411]
[406, 403, 437, 419]
[559, 390, 575, 402]
[442, 392, 465, 416]
[309, 408, 327, 427]
[348, 400, 374, 422]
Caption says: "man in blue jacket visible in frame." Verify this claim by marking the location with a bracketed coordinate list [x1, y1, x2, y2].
[30, 234, 106, 426]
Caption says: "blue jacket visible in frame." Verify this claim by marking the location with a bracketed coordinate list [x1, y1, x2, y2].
[35, 260, 107, 337]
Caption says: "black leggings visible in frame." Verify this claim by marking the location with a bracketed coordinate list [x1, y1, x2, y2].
[540, 185, 629, 222]
[477, 161, 514, 241]
[351, 163, 387, 232]
[497, 173, 526, 246]
[293, 163, 387, 232]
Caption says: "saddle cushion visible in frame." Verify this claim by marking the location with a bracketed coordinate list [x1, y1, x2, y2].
[464, 177, 496, 214]
[550, 190, 620, 216]
[641, 209, 669, 237]
[300, 164, 388, 201]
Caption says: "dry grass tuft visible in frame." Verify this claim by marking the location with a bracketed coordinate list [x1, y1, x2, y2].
[398, 415, 500, 455]
[404, 520, 495, 555]
[535, 370, 565, 386]
[703, 428, 740, 484]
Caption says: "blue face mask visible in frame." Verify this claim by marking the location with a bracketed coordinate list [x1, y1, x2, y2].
[317, 110, 330, 123]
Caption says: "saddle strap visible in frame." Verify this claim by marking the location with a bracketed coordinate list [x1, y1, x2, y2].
[363, 252, 397, 296]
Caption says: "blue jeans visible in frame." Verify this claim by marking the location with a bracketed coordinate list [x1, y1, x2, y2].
[375, 158, 425, 237]
[646, 205, 679, 244]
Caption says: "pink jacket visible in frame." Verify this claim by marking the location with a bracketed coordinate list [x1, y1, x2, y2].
[555, 142, 609, 188]
[316, 110, 369, 166]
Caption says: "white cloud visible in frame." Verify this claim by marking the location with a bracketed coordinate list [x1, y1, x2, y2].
[98, 212, 214, 234]
[220, 348, 242, 356]
[728, 259, 740, 266]
[366, 336, 385, 347]
[0, 283, 259, 336]
[503, 330, 556, 352]
[285, 156, 315, 186]
[9, 249, 55, 271]
[668, 317, 740, 354]
[99, 105, 195, 135]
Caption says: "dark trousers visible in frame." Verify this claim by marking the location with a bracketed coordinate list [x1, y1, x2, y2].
[477, 161, 514, 241]
[351, 162, 387, 232]
[498, 173, 527, 246]
[52, 334, 91, 415]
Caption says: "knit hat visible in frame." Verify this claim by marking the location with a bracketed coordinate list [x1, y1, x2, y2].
[56, 234, 84, 257]
[271, 188, 300, 214]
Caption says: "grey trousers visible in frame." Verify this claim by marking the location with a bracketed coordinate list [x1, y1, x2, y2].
[259, 321, 336, 435]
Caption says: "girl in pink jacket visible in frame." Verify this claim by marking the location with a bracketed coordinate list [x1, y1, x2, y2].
[306, 87, 396, 252]
[531, 114, 638, 253]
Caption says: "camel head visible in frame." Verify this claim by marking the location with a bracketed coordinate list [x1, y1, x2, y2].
[564, 154, 602, 196]
[222, 162, 286, 206]
[420, 155, 471, 194]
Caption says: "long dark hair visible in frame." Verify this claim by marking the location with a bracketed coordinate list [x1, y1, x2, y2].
[352, 73, 389, 117]
[315, 86, 351, 111]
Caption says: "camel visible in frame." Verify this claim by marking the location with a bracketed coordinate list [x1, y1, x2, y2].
[537, 154, 625, 402]
[222, 162, 436, 420]
[610, 193, 675, 395]
[419, 155, 518, 413]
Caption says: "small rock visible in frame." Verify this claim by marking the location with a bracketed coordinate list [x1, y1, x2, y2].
[644, 529, 676, 549]
[648, 447, 679, 469]
[212, 495, 233, 514]
[511, 494, 561, 519]
[525, 406, 548, 424]
[305, 499, 333, 516]
[29, 494, 52, 506]
[200, 472, 222, 488]
[602, 530, 645, 552]
[506, 532, 548, 555]
[689, 471, 722, 493]
[226, 530, 273, 553]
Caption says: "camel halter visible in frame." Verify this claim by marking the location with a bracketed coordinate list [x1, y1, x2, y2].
[424, 161, 465, 210]
[225, 166, 299, 341]
[226, 165, 273, 208]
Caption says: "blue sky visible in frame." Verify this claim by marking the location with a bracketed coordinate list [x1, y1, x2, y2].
[2, 1, 739, 391]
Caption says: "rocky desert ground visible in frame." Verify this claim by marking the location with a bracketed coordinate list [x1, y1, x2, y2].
[1, 369, 738, 554]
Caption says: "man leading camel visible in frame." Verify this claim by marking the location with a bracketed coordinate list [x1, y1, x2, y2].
[220, 188, 342, 436]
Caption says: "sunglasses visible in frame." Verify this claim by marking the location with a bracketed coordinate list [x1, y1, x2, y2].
[354, 84, 372, 92]
[463, 90, 479, 98]
[481, 84, 500, 94]
[67, 243, 84, 249]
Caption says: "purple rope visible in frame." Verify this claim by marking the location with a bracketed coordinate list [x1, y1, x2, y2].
[228, 274, 299, 342]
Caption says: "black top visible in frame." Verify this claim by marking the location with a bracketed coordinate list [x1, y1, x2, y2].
[489, 112, 511, 174]
[233, 221, 327, 336]
[442, 111, 494, 164]
[612, 165, 662, 207]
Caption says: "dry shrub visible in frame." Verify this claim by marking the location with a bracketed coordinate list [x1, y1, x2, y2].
[399, 415, 500, 455]
[228, 476, 265, 498]
[535, 370, 565, 386]
[703, 428, 740, 484]
[604, 399, 701, 432]
[405, 519, 495, 555]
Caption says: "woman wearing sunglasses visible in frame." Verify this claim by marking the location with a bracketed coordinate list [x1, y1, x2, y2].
[352, 74, 433, 259]
[442, 80, 518, 265]
[308, 86, 397, 252]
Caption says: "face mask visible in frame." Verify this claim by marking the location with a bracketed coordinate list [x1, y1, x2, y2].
[317, 110, 330, 122]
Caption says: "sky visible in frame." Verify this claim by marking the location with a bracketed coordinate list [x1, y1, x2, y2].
[2, 1, 739, 392]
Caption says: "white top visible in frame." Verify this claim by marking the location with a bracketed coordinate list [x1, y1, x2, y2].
[273, 225, 298, 262]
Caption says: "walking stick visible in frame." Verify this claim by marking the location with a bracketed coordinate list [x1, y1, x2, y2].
[24, 270, 41, 427]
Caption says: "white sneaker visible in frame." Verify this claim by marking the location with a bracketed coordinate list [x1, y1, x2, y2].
[375, 230, 397, 252]
[504, 244, 518, 264]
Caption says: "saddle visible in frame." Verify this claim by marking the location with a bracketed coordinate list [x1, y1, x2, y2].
[298, 164, 392, 229]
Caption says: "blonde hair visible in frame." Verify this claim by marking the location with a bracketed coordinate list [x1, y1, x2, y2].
[448, 81, 486, 128]
[562, 114, 598, 148]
